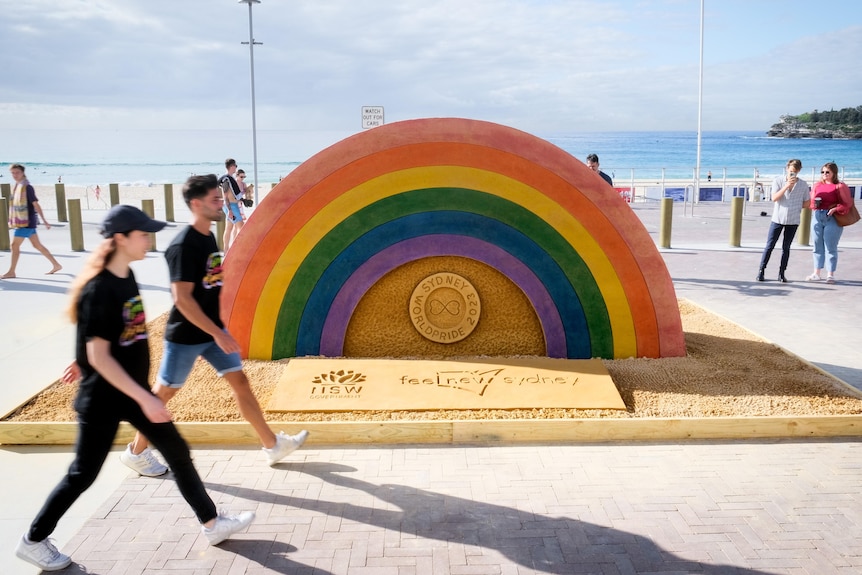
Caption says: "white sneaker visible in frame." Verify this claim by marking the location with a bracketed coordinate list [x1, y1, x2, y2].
[119, 444, 168, 477]
[15, 534, 72, 571]
[263, 430, 309, 466]
[202, 510, 256, 545]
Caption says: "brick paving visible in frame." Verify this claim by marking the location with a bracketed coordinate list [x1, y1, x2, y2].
[49, 440, 862, 574]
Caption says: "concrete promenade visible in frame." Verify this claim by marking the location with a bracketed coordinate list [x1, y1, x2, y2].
[1, 199, 861, 574]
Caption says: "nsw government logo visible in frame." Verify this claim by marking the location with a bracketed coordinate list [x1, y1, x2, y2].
[309, 370, 366, 400]
[409, 272, 481, 344]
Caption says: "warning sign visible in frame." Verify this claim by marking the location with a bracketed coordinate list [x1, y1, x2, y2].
[361, 106, 384, 129]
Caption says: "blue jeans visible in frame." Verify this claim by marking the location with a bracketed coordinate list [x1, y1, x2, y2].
[811, 210, 843, 272]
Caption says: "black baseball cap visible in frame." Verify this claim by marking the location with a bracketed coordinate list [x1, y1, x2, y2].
[100, 205, 167, 238]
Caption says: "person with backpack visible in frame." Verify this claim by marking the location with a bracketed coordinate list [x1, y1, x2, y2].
[219, 158, 244, 252]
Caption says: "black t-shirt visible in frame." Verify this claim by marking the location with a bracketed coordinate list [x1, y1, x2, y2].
[75, 269, 151, 415]
[164, 225, 224, 344]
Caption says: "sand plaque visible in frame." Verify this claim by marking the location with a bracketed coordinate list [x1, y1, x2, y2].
[408, 272, 480, 344]
[268, 358, 626, 412]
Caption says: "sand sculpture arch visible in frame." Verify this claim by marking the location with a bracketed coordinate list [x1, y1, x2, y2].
[222, 118, 685, 360]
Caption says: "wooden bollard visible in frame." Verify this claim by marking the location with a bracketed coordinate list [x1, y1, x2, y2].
[0, 182, 11, 203]
[0, 198, 9, 251]
[164, 183, 175, 222]
[216, 218, 225, 252]
[55, 183, 68, 222]
[68, 199, 84, 252]
[142, 199, 157, 252]
[659, 197, 673, 248]
[109, 183, 120, 206]
[798, 207, 811, 246]
[729, 196, 744, 247]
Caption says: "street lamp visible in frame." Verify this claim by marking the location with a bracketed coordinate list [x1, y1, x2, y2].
[238, 0, 262, 206]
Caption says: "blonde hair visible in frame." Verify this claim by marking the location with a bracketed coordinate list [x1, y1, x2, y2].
[66, 238, 117, 323]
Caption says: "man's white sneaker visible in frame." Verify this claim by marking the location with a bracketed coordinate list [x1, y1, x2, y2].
[119, 444, 168, 477]
[15, 534, 72, 571]
[202, 511, 256, 545]
[263, 430, 309, 466]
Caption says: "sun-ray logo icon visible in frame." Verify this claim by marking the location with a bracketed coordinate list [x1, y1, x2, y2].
[311, 370, 367, 384]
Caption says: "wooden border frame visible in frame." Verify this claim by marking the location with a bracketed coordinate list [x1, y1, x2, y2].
[1, 415, 861, 446]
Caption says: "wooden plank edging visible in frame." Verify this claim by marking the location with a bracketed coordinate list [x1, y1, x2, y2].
[1, 416, 861, 446]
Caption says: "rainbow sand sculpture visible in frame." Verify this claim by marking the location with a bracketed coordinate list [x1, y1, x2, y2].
[223, 118, 685, 362]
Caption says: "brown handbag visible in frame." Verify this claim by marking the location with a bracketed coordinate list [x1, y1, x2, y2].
[835, 204, 860, 227]
[833, 183, 860, 227]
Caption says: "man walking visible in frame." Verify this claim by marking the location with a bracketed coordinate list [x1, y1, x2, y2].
[121, 174, 308, 476]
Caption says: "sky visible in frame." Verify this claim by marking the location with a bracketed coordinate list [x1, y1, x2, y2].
[1, 0, 861, 135]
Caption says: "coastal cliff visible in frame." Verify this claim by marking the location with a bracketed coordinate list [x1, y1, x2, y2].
[767, 106, 862, 139]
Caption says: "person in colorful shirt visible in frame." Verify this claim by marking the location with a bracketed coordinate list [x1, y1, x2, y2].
[120, 174, 308, 477]
[15, 205, 254, 572]
[1, 163, 61, 279]
[806, 162, 855, 284]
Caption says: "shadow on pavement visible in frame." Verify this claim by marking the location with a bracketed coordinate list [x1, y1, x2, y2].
[208, 461, 779, 574]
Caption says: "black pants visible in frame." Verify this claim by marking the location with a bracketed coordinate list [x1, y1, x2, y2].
[759, 222, 798, 273]
[28, 406, 217, 542]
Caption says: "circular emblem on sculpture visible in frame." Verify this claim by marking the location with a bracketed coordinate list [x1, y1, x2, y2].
[409, 272, 481, 344]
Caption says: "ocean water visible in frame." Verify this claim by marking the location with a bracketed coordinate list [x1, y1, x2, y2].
[1, 128, 860, 186]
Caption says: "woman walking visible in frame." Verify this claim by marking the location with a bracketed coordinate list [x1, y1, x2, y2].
[15, 205, 254, 571]
[1, 163, 62, 279]
[806, 162, 855, 284]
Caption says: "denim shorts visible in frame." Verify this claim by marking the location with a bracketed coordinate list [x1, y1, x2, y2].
[14, 227, 37, 238]
[157, 338, 243, 388]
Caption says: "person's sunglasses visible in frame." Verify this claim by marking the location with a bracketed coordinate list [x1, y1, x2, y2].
[821, 170, 832, 174]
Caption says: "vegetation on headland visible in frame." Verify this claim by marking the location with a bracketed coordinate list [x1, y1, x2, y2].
[767, 106, 862, 139]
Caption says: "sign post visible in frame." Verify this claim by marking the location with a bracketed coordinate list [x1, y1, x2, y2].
[361, 106, 384, 129]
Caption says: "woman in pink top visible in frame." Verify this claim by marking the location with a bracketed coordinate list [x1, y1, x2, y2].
[806, 162, 855, 284]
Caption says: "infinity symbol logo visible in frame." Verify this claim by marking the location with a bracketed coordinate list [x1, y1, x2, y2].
[429, 299, 461, 315]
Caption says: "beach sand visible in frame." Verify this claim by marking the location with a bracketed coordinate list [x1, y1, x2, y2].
[7, 300, 862, 423]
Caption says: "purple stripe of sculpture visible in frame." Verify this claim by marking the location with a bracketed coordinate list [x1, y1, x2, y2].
[319, 235, 567, 357]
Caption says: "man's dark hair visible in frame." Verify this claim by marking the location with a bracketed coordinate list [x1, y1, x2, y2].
[9, 163, 25, 173]
[182, 174, 219, 207]
[225, 158, 237, 170]
[586, 154, 599, 164]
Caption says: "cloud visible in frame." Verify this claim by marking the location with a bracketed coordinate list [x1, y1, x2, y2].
[0, 1, 859, 132]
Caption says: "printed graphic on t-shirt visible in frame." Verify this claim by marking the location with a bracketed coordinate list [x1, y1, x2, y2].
[203, 252, 224, 289]
[120, 295, 147, 346]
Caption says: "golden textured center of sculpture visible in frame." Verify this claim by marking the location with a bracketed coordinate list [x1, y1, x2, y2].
[408, 272, 481, 344]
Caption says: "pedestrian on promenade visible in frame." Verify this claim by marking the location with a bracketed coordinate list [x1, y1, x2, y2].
[219, 158, 244, 252]
[1, 163, 62, 279]
[756, 159, 810, 283]
[15, 205, 254, 572]
[586, 153, 613, 186]
[120, 175, 308, 477]
[806, 162, 855, 284]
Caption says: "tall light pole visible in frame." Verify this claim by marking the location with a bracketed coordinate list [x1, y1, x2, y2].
[238, 0, 262, 206]
[692, 0, 704, 217]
